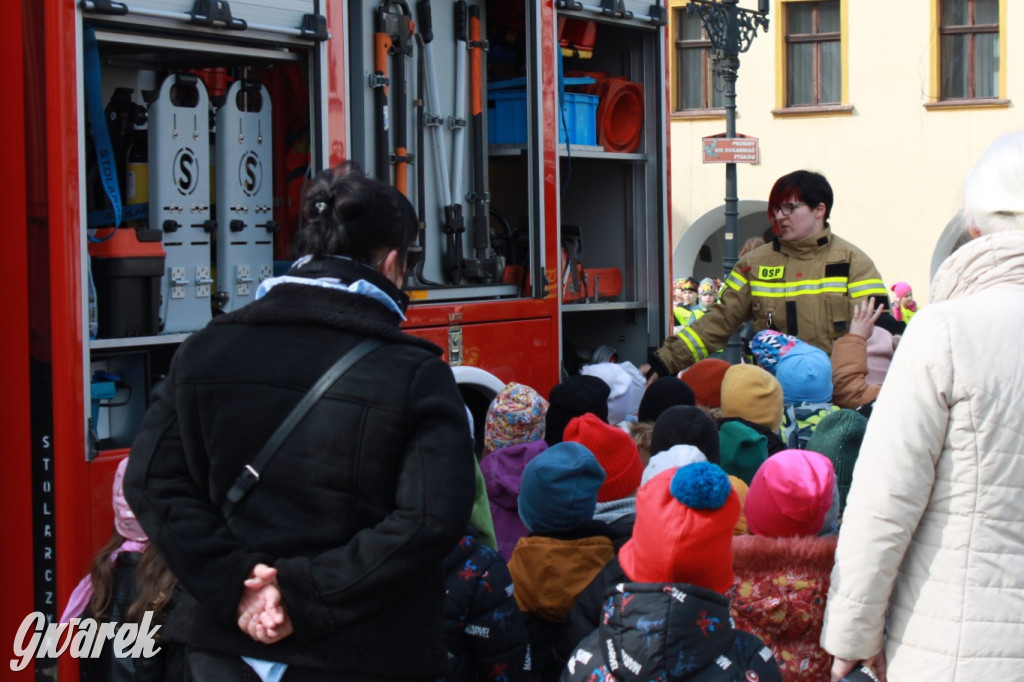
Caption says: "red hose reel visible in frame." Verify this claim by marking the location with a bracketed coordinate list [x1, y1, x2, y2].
[567, 71, 644, 154]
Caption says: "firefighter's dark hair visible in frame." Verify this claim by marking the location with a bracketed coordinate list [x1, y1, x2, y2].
[767, 170, 834, 227]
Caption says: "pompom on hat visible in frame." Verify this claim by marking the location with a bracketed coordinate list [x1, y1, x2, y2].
[564, 413, 643, 502]
[775, 343, 833, 404]
[517, 441, 605, 534]
[619, 463, 740, 592]
[679, 358, 731, 408]
[806, 409, 867, 512]
[720, 364, 784, 432]
[637, 376, 695, 423]
[745, 449, 835, 538]
[483, 382, 549, 454]
[544, 375, 610, 445]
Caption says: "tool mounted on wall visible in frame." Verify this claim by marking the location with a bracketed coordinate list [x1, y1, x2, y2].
[373, 0, 415, 195]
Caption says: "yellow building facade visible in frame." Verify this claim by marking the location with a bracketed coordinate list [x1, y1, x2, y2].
[669, 0, 1018, 304]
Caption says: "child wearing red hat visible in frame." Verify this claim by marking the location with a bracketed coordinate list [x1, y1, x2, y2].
[559, 463, 781, 681]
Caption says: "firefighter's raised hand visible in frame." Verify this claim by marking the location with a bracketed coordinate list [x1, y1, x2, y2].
[849, 300, 884, 340]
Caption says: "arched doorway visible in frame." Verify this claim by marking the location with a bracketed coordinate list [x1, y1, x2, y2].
[673, 200, 771, 281]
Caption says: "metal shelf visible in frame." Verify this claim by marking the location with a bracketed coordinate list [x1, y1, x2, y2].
[489, 144, 646, 161]
[562, 301, 647, 312]
[90, 333, 191, 350]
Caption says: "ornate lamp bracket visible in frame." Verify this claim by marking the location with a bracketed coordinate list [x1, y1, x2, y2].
[686, 0, 769, 56]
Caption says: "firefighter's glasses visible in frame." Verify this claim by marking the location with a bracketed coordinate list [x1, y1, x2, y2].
[774, 201, 806, 216]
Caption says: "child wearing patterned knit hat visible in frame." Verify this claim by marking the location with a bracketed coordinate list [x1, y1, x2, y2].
[509, 442, 619, 680]
[483, 382, 549, 455]
[730, 449, 839, 681]
[697, 277, 719, 311]
[560, 463, 781, 682]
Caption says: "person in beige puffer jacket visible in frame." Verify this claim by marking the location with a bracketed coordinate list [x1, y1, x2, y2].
[822, 130, 1024, 682]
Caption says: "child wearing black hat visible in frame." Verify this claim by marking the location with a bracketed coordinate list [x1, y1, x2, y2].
[544, 375, 611, 445]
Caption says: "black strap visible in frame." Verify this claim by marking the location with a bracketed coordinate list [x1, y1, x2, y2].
[222, 338, 384, 518]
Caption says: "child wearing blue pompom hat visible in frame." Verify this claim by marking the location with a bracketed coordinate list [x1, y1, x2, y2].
[558, 463, 781, 681]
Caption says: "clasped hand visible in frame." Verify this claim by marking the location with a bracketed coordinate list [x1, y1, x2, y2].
[237, 563, 294, 644]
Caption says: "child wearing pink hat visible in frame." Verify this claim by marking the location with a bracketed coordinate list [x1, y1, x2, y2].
[731, 449, 839, 680]
[889, 281, 917, 323]
[59, 458, 182, 678]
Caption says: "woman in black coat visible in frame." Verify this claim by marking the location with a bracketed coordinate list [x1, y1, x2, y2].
[125, 163, 475, 680]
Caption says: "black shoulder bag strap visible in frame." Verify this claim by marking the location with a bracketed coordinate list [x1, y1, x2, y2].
[221, 338, 384, 518]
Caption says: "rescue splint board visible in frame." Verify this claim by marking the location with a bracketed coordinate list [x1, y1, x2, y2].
[215, 80, 275, 313]
[148, 73, 214, 333]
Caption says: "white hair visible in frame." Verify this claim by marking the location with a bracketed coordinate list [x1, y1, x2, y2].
[964, 130, 1024, 234]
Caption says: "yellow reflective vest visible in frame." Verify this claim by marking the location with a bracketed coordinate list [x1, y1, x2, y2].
[657, 228, 888, 373]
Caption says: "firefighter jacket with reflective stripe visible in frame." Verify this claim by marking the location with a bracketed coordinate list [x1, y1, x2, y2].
[656, 228, 888, 374]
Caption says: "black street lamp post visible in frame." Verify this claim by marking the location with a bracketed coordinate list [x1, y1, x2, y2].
[687, 0, 768, 363]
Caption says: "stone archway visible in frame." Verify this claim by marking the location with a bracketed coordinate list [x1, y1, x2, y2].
[673, 200, 772, 281]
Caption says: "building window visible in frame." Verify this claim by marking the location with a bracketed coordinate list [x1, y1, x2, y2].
[940, 0, 999, 100]
[673, 7, 723, 112]
[785, 1, 840, 106]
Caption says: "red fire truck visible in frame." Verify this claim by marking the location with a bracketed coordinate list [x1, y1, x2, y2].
[2, 1, 671, 676]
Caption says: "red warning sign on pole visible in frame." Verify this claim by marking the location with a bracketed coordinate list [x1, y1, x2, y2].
[701, 133, 760, 164]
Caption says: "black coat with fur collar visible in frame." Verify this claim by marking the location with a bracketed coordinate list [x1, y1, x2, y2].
[124, 276, 475, 677]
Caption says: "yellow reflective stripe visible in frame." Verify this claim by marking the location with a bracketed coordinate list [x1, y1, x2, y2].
[848, 279, 887, 298]
[678, 326, 709, 360]
[752, 276, 847, 289]
[749, 277, 849, 297]
[725, 271, 746, 290]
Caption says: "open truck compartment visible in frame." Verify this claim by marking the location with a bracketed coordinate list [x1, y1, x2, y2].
[80, 0, 670, 457]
